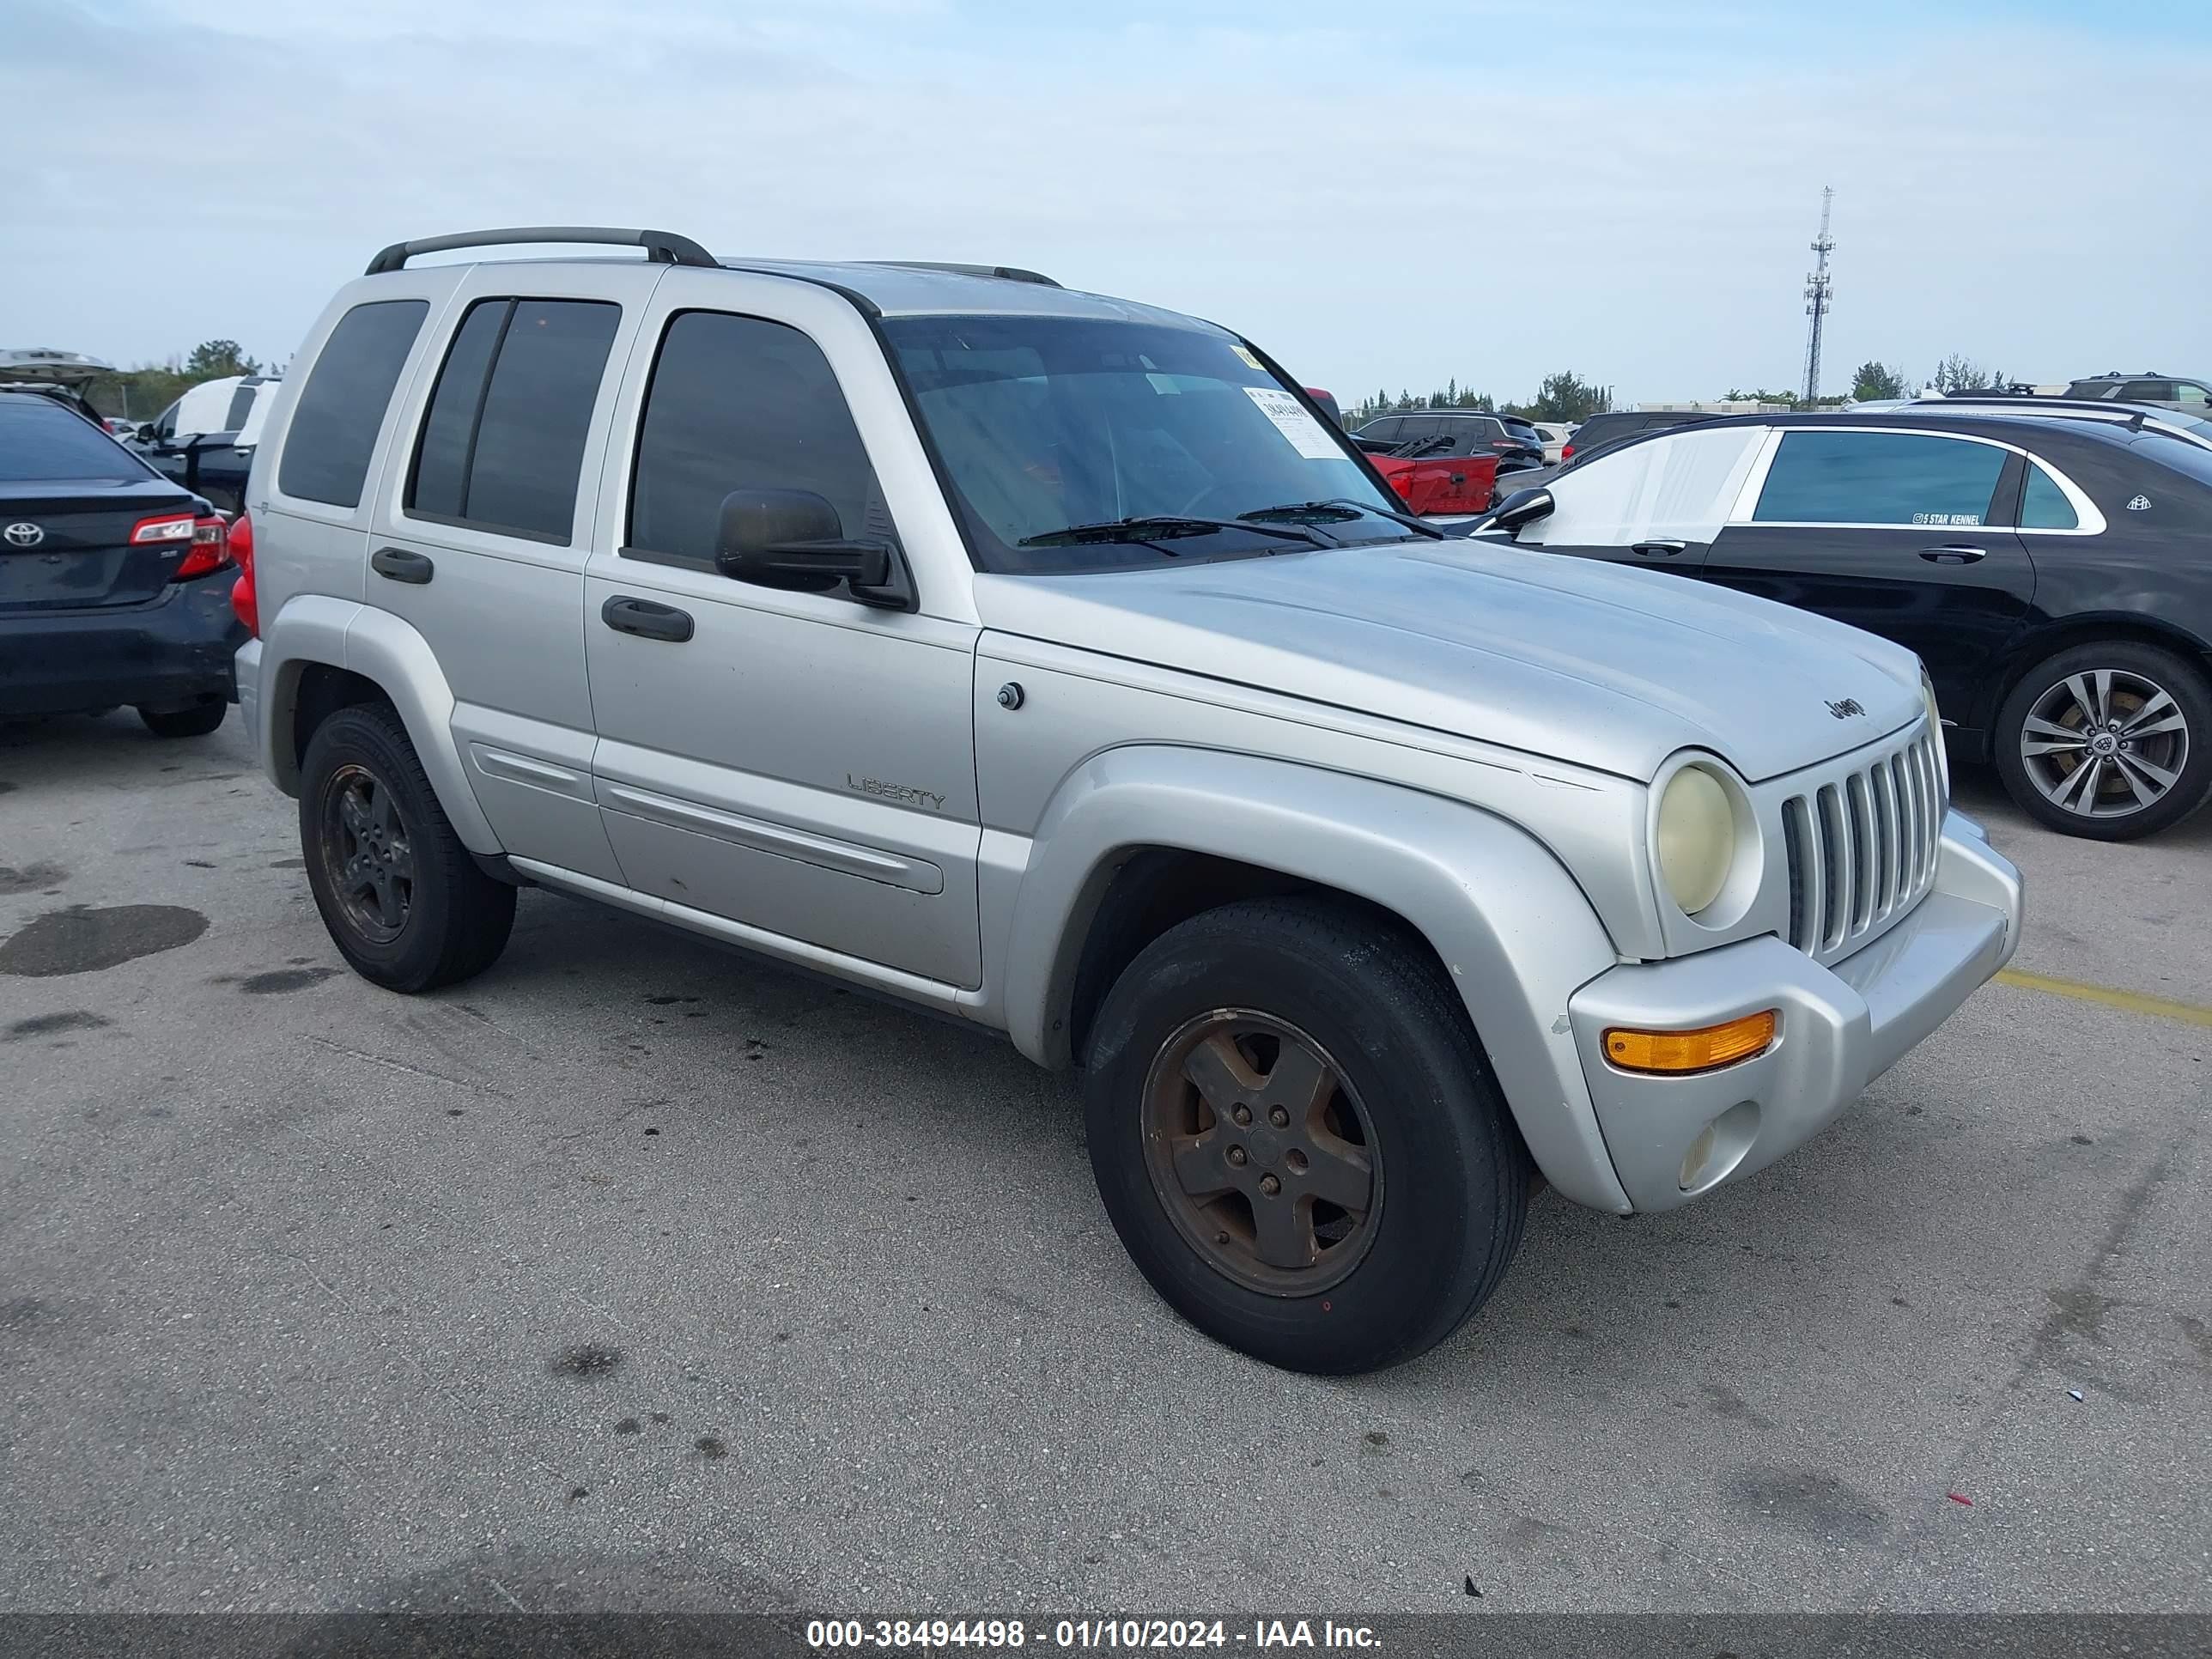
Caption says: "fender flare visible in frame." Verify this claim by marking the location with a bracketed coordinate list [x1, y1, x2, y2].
[996, 746, 1632, 1212]
[257, 595, 503, 855]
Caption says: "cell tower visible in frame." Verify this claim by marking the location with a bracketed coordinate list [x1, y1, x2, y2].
[1802, 186, 1835, 406]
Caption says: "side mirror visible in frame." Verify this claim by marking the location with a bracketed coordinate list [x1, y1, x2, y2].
[714, 489, 910, 609]
[135, 423, 158, 443]
[1472, 486, 1555, 536]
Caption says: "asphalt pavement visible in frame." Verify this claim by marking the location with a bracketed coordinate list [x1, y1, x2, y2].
[1, 710, 2206, 1615]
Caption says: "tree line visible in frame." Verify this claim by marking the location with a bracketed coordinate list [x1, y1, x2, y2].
[78, 340, 271, 423]
[1346, 371, 1613, 426]
[1343, 357, 2019, 428]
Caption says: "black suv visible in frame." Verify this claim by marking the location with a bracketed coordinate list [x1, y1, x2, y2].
[0, 394, 244, 736]
[2062, 372, 2212, 416]
[1558, 408, 1717, 464]
[1353, 410, 1544, 472]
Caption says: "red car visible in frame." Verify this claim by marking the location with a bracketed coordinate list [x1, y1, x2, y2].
[1352, 432, 1499, 515]
[1304, 389, 1498, 516]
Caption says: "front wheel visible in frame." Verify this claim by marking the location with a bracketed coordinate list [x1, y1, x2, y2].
[1994, 642, 2212, 841]
[299, 704, 516, 992]
[1081, 896, 1530, 1374]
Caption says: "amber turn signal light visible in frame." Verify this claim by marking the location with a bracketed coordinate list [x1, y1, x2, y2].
[1603, 1010, 1777, 1075]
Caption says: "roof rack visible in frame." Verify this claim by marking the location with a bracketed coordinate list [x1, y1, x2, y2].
[366, 226, 717, 276]
[1909, 397, 2151, 432]
[867, 261, 1060, 288]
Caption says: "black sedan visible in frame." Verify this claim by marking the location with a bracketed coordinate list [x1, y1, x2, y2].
[1, 392, 245, 738]
[1472, 407, 2212, 840]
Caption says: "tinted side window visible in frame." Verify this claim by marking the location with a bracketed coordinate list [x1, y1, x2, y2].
[2120, 380, 2177, 403]
[1753, 431, 2008, 526]
[405, 298, 620, 542]
[2020, 463, 2080, 531]
[222, 383, 256, 432]
[409, 301, 509, 520]
[628, 311, 886, 565]
[280, 300, 429, 507]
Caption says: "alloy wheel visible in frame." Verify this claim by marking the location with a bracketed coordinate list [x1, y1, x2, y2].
[1139, 1010, 1382, 1297]
[2018, 668, 2191, 820]
[319, 763, 415, 943]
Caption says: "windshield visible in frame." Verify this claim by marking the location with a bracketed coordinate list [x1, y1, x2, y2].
[0, 398, 151, 483]
[882, 315, 1406, 572]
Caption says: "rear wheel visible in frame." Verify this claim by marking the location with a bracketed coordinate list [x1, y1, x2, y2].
[1994, 641, 2212, 841]
[138, 702, 226, 738]
[299, 704, 515, 991]
[1082, 896, 1530, 1374]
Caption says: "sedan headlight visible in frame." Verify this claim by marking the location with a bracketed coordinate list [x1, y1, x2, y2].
[1922, 670, 1950, 793]
[1656, 764, 1735, 915]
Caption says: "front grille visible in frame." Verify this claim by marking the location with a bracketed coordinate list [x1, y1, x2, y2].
[1782, 726, 1945, 961]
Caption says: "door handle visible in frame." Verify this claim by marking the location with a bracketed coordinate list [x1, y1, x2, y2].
[1918, 545, 1988, 564]
[1632, 539, 1687, 556]
[370, 547, 434, 585]
[600, 594, 694, 642]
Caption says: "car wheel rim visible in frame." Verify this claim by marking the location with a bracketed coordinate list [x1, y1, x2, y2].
[1138, 1009, 1382, 1297]
[319, 763, 414, 944]
[2020, 668, 2191, 819]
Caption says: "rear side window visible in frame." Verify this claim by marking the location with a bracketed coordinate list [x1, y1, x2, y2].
[2020, 463, 2080, 531]
[280, 300, 429, 507]
[627, 311, 885, 564]
[407, 298, 621, 542]
[2120, 380, 2177, 403]
[1753, 430, 2007, 526]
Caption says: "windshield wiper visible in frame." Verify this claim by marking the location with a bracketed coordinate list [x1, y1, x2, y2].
[1018, 515, 1328, 550]
[1238, 499, 1448, 540]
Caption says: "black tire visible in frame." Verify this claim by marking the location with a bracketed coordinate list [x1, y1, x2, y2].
[298, 703, 516, 992]
[1993, 641, 2212, 842]
[1082, 896, 1530, 1375]
[138, 702, 226, 738]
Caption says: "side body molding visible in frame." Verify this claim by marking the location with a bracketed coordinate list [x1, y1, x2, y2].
[252, 594, 503, 855]
[989, 747, 1633, 1212]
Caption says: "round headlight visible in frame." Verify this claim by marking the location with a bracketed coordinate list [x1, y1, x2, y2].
[1656, 765, 1734, 915]
[1922, 671, 1950, 792]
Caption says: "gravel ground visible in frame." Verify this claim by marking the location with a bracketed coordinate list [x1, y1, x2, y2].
[1, 711, 2206, 1616]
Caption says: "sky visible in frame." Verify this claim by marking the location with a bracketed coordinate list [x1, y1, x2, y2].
[4, 0, 2209, 407]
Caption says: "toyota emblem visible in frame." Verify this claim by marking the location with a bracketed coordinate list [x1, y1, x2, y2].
[3, 522, 44, 548]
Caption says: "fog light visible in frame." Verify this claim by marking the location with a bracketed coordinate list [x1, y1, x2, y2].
[1604, 1011, 1777, 1075]
[1680, 1100, 1762, 1194]
[1680, 1121, 1717, 1188]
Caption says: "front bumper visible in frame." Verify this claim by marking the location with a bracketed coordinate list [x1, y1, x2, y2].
[1567, 811, 2021, 1212]
[0, 577, 245, 719]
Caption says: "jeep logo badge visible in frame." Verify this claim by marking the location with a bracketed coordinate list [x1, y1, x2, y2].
[3, 522, 44, 548]
[1826, 697, 1864, 719]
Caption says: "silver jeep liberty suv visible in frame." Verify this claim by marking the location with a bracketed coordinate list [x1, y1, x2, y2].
[234, 227, 2023, 1374]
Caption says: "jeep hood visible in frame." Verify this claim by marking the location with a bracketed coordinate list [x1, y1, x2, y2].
[971, 540, 1923, 784]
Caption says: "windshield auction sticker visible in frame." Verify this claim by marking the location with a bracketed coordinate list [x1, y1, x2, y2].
[1243, 386, 1345, 460]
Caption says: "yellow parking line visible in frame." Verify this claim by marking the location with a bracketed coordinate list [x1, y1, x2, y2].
[1995, 969, 2212, 1030]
